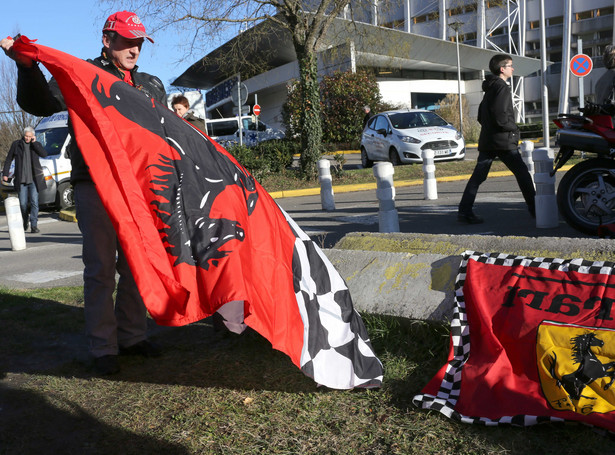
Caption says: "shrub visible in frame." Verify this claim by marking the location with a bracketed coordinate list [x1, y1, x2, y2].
[227, 139, 299, 180]
[435, 94, 481, 143]
[283, 70, 382, 148]
[320, 70, 381, 144]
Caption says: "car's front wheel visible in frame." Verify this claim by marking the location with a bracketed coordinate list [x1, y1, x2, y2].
[361, 147, 373, 168]
[389, 147, 401, 166]
[56, 181, 74, 210]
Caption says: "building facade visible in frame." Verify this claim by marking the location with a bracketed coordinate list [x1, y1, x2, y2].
[173, 0, 615, 129]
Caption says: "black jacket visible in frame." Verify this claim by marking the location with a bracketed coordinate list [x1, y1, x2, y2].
[477, 75, 519, 152]
[3, 138, 48, 193]
[15, 52, 167, 184]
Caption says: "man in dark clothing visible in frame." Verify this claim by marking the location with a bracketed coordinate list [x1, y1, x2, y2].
[458, 54, 535, 224]
[2, 126, 47, 232]
[1, 11, 166, 375]
[363, 105, 372, 128]
[595, 45, 615, 105]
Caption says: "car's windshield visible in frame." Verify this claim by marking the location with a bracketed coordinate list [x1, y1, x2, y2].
[35, 127, 69, 156]
[388, 112, 448, 129]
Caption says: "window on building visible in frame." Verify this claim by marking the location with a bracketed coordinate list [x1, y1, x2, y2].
[449, 6, 463, 16]
[465, 3, 477, 13]
[526, 41, 540, 52]
[548, 39, 561, 48]
[575, 10, 593, 21]
[597, 6, 614, 17]
[549, 16, 563, 26]
[529, 20, 539, 29]
[427, 12, 439, 21]
[549, 52, 562, 63]
[413, 15, 427, 24]
[490, 27, 506, 36]
[463, 32, 477, 42]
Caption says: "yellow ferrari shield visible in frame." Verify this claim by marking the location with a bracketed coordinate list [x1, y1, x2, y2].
[537, 321, 615, 415]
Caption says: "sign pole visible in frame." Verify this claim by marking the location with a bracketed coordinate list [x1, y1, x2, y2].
[237, 75, 243, 146]
[578, 38, 584, 110]
[255, 94, 259, 130]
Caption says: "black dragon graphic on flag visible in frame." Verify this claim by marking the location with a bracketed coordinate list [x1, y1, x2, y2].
[92, 74, 258, 271]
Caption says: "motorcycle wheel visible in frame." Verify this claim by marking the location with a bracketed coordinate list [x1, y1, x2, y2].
[557, 158, 615, 235]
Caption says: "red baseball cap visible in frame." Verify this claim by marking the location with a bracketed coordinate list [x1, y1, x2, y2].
[103, 11, 154, 43]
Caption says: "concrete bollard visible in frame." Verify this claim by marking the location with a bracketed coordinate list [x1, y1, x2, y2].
[373, 161, 400, 233]
[532, 147, 558, 228]
[317, 159, 335, 211]
[520, 141, 535, 181]
[4, 196, 26, 251]
[422, 149, 437, 200]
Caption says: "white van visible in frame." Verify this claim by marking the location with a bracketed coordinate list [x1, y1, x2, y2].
[205, 116, 285, 147]
[1, 112, 73, 209]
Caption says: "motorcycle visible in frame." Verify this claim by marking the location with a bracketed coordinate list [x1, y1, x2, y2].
[551, 102, 615, 235]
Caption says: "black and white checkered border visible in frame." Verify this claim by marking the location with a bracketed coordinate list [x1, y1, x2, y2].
[412, 250, 615, 427]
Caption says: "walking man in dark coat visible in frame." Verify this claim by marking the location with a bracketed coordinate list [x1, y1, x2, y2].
[3, 126, 47, 232]
[457, 54, 535, 224]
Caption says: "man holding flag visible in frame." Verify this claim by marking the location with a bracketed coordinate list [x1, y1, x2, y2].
[1, 11, 166, 375]
[0, 13, 383, 389]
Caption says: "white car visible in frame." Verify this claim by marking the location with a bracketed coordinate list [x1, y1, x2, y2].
[360, 109, 465, 167]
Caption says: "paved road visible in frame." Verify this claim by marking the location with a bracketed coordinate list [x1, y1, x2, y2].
[0, 146, 585, 289]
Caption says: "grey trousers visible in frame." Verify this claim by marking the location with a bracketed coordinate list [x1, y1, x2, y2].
[74, 182, 148, 358]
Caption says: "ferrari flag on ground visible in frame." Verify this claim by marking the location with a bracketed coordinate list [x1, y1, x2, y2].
[414, 251, 615, 431]
[11, 36, 383, 390]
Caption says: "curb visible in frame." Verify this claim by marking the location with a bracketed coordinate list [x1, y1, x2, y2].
[328, 232, 615, 321]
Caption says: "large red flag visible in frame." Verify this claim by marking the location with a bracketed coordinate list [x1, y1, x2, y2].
[414, 251, 615, 431]
[12, 36, 382, 389]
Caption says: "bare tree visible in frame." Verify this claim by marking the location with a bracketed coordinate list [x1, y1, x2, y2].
[101, 0, 363, 178]
[0, 58, 38, 164]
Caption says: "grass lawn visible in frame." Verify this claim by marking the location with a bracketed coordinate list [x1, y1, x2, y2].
[0, 287, 609, 454]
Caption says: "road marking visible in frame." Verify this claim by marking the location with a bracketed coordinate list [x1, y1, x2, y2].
[8, 269, 82, 283]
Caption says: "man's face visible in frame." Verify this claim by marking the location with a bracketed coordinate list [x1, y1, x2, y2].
[173, 104, 188, 117]
[103, 34, 144, 71]
[24, 131, 35, 143]
[501, 60, 514, 79]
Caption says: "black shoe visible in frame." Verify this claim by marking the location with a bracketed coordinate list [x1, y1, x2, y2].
[93, 355, 120, 376]
[31, 227, 40, 233]
[457, 212, 484, 224]
[119, 340, 162, 358]
[23, 220, 29, 230]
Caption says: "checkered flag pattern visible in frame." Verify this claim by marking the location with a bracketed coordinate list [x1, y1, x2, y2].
[281, 208, 383, 389]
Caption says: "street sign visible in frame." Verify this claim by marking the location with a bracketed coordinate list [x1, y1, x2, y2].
[570, 54, 593, 77]
[230, 83, 248, 106]
[232, 106, 250, 115]
[253, 104, 261, 116]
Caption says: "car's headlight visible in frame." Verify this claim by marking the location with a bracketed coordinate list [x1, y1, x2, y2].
[455, 131, 463, 140]
[397, 134, 421, 144]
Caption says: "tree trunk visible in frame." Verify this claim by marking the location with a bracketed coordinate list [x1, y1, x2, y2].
[297, 51, 322, 179]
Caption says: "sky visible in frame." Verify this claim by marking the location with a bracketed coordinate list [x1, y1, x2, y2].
[2, 1, 196, 93]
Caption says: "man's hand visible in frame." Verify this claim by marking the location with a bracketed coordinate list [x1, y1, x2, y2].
[2, 176, 8, 182]
[0, 36, 33, 68]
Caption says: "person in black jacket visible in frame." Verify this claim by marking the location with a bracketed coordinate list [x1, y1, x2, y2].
[1, 11, 166, 375]
[2, 126, 48, 232]
[458, 54, 535, 224]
